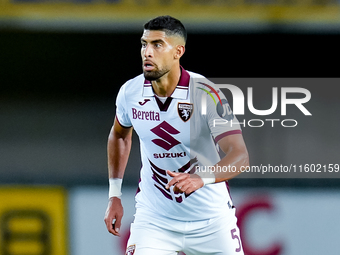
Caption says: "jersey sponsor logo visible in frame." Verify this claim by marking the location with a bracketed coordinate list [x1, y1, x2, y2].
[198, 82, 234, 121]
[132, 108, 160, 121]
[178, 103, 193, 122]
[138, 99, 150, 106]
[153, 152, 187, 159]
[125, 244, 136, 255]
[216, 98, 234, 121]
[150, 121, 180, 150]
[149, 158, 198, 203]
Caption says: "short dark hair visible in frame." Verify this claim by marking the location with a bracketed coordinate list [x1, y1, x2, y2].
[144, 15, 187, 43]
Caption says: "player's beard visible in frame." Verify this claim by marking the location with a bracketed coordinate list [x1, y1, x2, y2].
[143, 66, 170, 81]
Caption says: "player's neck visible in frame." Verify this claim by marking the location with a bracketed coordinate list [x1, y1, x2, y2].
[152, 65, 181, 97]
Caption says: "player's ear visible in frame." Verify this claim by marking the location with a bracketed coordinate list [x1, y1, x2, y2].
[174, 45, 185, 59]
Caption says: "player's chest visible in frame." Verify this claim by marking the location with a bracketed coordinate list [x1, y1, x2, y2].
[128, 97, 193, 143]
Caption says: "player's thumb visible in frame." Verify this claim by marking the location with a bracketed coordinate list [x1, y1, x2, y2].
[115, 217, 122, 233]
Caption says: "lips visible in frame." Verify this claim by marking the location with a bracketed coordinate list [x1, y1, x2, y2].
[143, 60, 155, 71]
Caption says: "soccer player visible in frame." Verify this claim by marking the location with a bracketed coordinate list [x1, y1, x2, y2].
[104, 15, 249, 255]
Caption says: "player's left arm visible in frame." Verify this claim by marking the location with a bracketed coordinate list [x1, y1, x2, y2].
[166, 133, 249, 194]
[213, 133, 249, 182]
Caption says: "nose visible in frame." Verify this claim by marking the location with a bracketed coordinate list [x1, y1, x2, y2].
[143, 44, 153, 58]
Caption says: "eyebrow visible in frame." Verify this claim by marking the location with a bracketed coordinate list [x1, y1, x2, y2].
[141, 38, 165, 44]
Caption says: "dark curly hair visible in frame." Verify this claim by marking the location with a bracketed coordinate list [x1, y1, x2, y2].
[144, 15, 187, 43]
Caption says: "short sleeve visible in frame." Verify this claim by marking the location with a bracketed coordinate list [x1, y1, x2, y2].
[205, 83, 242, 143]
[115, 85, 132, 128]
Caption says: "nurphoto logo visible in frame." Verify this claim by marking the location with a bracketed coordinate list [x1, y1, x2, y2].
[200, 83, 312, 128]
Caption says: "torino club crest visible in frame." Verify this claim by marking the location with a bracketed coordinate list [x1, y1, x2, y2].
[178, 103, 193, 122]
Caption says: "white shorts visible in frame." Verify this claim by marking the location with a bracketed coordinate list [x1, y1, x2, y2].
[126, 208, 243, 255]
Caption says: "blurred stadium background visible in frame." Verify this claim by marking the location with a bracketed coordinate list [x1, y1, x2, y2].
[1, 1, 340, 254]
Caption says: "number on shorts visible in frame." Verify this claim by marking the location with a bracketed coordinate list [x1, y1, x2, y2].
[231, 228, 241, 252]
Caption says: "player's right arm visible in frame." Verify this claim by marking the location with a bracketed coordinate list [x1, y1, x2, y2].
[104, 117, 133, 236]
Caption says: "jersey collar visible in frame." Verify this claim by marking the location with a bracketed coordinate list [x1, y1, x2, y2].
[142, 66, 190, 99]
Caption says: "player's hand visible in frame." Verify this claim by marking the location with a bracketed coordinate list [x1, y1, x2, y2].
[166, 170, 204, 195]
[104, 197, 124, 236]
